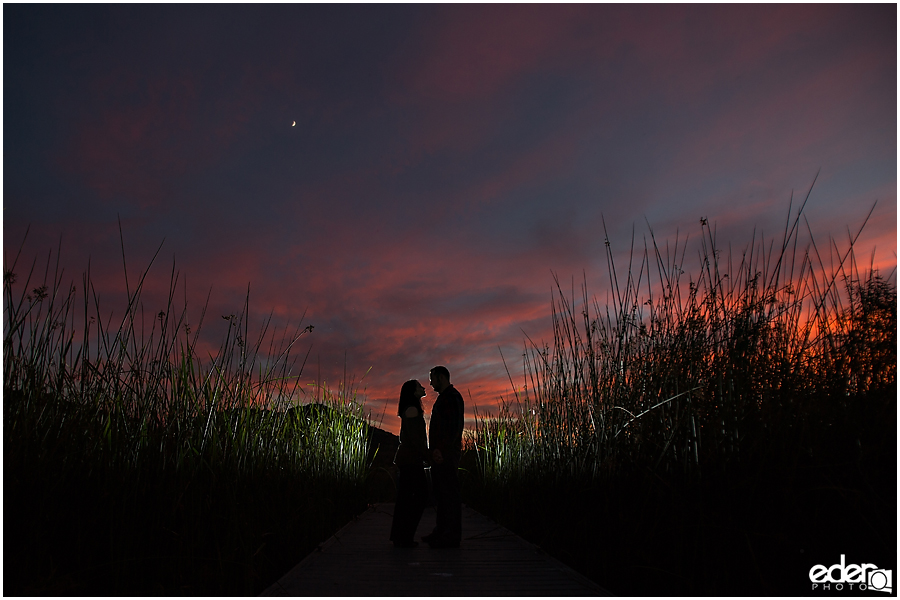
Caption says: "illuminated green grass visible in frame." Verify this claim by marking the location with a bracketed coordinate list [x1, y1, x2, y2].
[3, 231, 372, 594]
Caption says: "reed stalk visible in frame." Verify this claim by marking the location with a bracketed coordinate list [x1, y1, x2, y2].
[471, 196, 896, 487]
[3, 232, 372, 594]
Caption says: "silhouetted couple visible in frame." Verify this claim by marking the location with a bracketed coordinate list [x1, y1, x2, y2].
[389, 366, 465, 549]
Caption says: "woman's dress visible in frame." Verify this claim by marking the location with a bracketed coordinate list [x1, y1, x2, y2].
[389, 406, 428, 544]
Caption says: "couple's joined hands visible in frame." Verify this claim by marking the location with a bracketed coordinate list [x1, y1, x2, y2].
[431, 448, 444, 465]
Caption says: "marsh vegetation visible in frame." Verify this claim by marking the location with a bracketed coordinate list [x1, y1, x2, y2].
[4, 193, 894, 595]
[3, 232, 379, 595]
[465, 196, 896, 594]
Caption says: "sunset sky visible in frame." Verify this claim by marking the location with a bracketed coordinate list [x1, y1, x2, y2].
[4, 4, 896, 435]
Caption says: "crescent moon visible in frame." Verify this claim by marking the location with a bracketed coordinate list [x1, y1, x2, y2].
[292, 121, 296, 126]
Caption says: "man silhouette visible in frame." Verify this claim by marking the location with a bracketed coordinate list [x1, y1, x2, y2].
[422, 365, 464, 548]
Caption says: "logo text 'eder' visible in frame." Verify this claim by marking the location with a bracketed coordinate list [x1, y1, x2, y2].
[809, 555, 893, 593]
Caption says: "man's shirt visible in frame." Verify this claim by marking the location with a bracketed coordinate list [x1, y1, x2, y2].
[429, 384, 465, 462]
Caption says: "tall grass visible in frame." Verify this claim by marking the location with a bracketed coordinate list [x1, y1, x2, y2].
[463, 194, 896, 594]
[471, 194, 896, 485]
[4, 230, 371, 594]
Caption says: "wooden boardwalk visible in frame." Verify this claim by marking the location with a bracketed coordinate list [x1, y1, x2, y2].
[261, 503, 611, 596]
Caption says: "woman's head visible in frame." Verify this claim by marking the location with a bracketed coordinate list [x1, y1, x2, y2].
[398, 379, 426, 417]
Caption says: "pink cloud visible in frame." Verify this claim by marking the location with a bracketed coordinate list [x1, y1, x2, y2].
[10, 4, 893, 437]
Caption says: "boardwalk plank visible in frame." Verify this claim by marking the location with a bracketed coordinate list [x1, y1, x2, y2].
[262, 504, 611, 596]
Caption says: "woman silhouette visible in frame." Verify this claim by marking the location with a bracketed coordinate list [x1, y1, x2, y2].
[389, 379, 429, 548]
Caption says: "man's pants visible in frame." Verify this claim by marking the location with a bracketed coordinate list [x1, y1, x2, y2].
[430, 462, 461, 542]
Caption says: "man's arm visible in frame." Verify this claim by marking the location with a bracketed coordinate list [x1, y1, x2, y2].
[429, 395, 453, 463]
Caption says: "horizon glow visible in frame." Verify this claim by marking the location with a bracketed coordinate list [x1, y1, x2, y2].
[4, 4, 896, 435]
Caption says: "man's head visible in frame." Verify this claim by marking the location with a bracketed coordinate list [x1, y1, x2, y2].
[429, 365, 451, 393]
